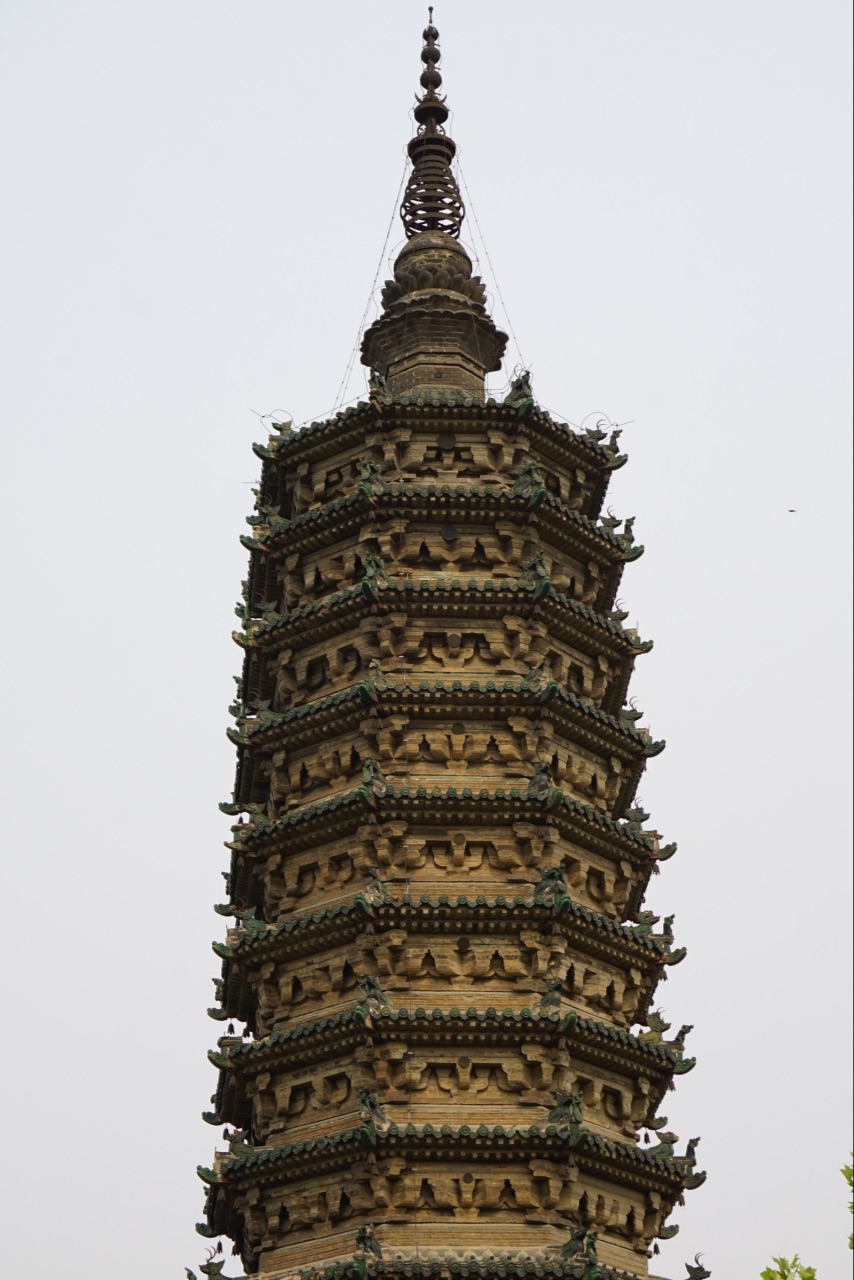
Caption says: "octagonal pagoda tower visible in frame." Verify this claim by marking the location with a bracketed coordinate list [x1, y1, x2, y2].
[195, 16, 706, 1280]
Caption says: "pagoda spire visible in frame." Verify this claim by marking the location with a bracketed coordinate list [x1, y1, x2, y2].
[400, 10, 465, 239]
[361, 11, 507, 398]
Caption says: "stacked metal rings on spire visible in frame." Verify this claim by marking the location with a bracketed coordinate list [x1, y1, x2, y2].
[400, 15, 465, 240]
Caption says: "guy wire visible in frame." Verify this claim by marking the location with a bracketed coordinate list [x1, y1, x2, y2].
[457, 161, 527, 372]
[333, 158, 409, 411]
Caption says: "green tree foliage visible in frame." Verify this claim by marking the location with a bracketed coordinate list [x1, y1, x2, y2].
[761, 1159, 853, 1278]
[760, 1258, 816, 1280]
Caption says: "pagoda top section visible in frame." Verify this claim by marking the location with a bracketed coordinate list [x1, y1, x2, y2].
[401, 9, 463, 239]
[361, 12, 508, 399]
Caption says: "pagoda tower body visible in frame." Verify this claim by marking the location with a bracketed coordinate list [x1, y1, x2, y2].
[197, 19, 705, 1280]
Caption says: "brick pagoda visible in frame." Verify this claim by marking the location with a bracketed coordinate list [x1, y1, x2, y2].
[194, 16, 706, 1280]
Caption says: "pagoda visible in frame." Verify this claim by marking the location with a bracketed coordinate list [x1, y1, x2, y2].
[195, 15, 706, 1280]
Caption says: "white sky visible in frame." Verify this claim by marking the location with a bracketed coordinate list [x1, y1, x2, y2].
[1, 3, 851, 1277]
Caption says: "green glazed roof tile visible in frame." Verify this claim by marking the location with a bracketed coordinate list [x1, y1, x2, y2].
[220, 1116, 686, 1179]
[286, 1256, 653, 1280]
[230, 784, 656, 851]
[223, 1004, 679, 1069]
[250, 483, 628, 555]
[236, 675, 649, 750]
[241, 577, 648, 652]
[221, 889, 667, 959]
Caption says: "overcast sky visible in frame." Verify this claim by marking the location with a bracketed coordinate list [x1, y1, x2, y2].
[1, 3, 851, 1277]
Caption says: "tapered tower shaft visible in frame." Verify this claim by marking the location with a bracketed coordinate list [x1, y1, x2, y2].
[195, 17, 704, 1280]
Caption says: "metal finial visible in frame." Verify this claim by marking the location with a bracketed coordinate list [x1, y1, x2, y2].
[400, 12, 465, 239]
